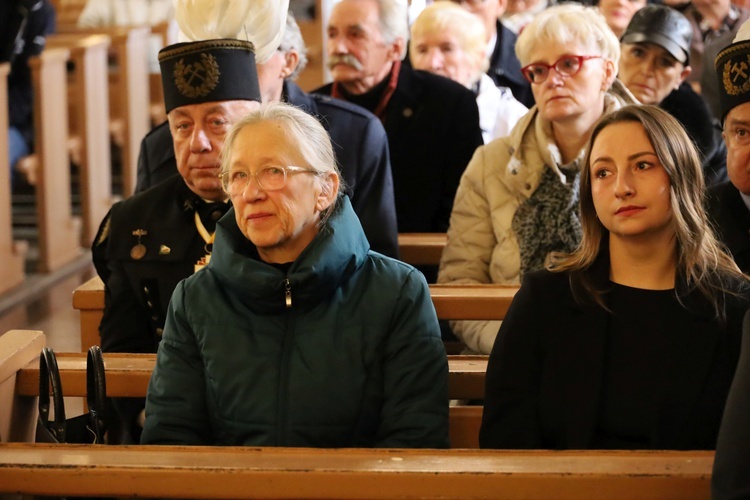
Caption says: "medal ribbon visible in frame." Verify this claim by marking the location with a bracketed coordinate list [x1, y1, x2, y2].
[194, 211, 216, 252]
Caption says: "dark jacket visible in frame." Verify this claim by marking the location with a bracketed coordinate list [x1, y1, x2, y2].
[141, 196, 449, 448]
[660, 82, 727, 186]
[708, 181, 750, 274]
[315, 65, 484, 234]
[92, 174, 227, 353]
[135, 81, 399, 257]
[487, 20, 534, 108]
[712, 310, 750, 500]
[480, 264, 749, 450]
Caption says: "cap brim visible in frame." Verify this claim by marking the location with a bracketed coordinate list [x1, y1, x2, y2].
[621, 32, 688, 64]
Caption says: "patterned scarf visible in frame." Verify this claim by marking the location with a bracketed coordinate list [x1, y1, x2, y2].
[511, 165, 583, 278]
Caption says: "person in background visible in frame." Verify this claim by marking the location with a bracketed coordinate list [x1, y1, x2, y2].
[618, 4, 727, 185]
[681, 0, 750, 91]
[93, 39, 262, 443]
[438, 4, 635, 354]
[708, 21, 750, 273]
[410, 2, 528, 143]
[1, 0, 55, 185]
[141, 101, 449, 448]
[136, 12, 399, 257]
[316, 0, 483, 241]
[502, 0, 551, 34]
[480, 104, 750, 450]
[597, 0, 646, 38]
[449, 0, 534, 107]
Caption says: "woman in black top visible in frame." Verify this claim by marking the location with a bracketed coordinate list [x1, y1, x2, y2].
[480, 105, 750, 450]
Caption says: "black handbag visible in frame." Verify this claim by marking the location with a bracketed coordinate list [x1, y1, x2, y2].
[35, 346, 108, 444]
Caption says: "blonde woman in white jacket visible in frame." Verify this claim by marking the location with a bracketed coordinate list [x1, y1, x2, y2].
[438, 3, 637, 354]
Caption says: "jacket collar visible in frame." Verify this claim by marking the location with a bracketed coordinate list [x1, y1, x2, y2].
[208, 196, 369, 314]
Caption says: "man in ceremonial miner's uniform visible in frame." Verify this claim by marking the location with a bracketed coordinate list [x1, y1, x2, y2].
[92, 38, 261, 443]
[708, 19, 750, 275]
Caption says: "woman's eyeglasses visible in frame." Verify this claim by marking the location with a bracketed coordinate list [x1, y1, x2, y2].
[521, 55, 603, 84]
[219, 165, 319, 195]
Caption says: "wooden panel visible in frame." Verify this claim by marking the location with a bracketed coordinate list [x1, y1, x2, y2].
[15, 353, 486, 400]
[0, 443, 713, 499]
[430, 284, 517, 320]
[57, 25, 151, 197]
[0, 330, 45, 443]
[46, 34, 114, 247]
[73, 276, 517, 351]
[0, 63, 26, 292]
[29, 47, 83, 272]
[397, 232, 446, 266]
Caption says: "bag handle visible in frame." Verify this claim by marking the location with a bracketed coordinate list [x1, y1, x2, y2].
[86, 345, 107, 443]
[38, 347, 66, 442]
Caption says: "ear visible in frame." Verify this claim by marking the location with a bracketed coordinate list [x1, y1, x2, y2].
[387, 37, 406, 62]
[316, 172, 340, 212]
[678, 65, 692, 87]
[281, 49, 300, 78]
[495, 0, 508, 17]
[601, 59, 617, 92]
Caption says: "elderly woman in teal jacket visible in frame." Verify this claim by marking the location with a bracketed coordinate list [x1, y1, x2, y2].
[141, 101, 448, 448]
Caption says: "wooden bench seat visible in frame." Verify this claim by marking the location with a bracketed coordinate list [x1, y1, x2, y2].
[0, 443, 713, 499]
[0, 331, 716, 498]
[13, 351, 486, 448]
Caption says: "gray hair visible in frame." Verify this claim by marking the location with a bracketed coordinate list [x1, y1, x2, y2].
[515, 3, 621, 67]
[279, 12, 309, 80]
[378, 0, 409, 59]
[220, 101, 344, 220]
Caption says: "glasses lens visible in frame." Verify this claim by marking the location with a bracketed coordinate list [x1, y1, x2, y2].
[523, 64, 548, 83]
[259, 167, 286, 190]
[555, 56, 581, 76]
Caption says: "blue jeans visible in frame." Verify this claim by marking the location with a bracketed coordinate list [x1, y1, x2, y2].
[8, 126, 29, 183]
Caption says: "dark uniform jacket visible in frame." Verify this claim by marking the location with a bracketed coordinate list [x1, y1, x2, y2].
[92, 174, 229, 353]
[487, 20, 534, 108]
[315, 65, 484, 234]
[712, 310, 750, 500]
[708, 181, 750, 274]
[660, 82, 727, 186]
[135, 81, 399, 257]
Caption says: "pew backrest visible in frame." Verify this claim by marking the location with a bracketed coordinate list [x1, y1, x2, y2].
[0, 443, 714, 499]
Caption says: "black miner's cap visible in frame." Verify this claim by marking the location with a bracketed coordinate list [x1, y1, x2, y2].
[158, 39, 260, 113]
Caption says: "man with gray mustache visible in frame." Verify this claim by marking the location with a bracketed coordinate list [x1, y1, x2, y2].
[314, 0, 483, 277]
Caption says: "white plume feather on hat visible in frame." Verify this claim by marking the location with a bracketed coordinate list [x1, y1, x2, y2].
[174, 0, 290, 64]
[734, 17, 750, 43]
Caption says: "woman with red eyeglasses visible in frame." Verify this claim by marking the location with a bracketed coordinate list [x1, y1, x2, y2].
[438, 3, 636, 355]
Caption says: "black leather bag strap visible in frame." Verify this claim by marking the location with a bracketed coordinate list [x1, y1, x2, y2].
[87, 345, 107, 444]
[38, 347, 66, 442]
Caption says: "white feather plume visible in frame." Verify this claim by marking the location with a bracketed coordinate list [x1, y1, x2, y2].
[736, 18, 750, 43]
[174, 0, 290, 64]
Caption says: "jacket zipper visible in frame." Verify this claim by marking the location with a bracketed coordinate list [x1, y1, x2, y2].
[284, 278, 292, 308]
[277, 278, 293, 445]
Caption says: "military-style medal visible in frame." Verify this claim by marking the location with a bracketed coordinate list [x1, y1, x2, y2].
[130, 229, 148, 260]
